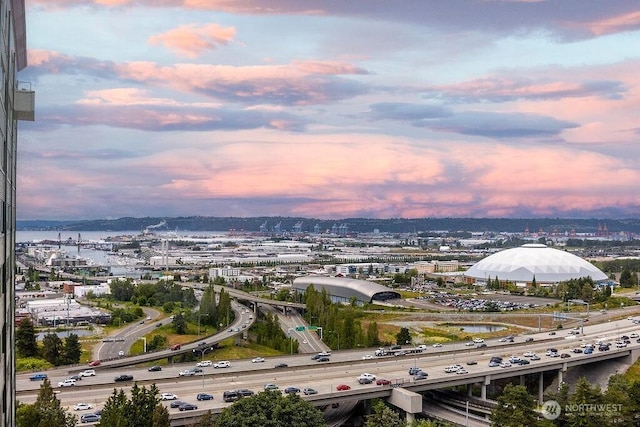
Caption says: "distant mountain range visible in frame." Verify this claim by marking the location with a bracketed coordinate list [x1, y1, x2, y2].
[15, 216, 640, 234]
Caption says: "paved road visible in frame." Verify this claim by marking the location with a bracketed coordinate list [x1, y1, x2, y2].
[95, 307, 162, 361]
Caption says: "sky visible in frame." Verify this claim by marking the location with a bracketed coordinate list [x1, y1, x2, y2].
[16, 0, 640, 221]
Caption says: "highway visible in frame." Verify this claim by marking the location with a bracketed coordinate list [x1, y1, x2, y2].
[17, 316, 640, 425]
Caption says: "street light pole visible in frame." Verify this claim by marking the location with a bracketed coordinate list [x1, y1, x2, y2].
[193, 347, 212, 388]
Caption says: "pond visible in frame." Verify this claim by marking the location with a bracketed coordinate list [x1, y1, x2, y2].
[458, 324, 507, 333]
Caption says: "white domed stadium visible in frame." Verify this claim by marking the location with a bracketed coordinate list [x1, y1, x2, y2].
[464, 244, 608, 285]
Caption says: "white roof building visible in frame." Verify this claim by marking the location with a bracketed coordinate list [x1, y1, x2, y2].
[464, 244, 608, 284]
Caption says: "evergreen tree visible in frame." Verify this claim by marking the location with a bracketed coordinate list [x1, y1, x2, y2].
[16, 378, 76, 427]
[367, 322, 380, 347]
[364, 401, 405, 427]
[61, 333, 82, 365]
[41, 333, 62, 365]
[396, 327, 412, 346]
[172, 312, 187, 334]
[491, 384, 538, 427]
[16, 318, 38, 357]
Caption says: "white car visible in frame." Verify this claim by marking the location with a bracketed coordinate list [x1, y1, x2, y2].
[73, 403, 93, 411]
[179, 370, 196, 377]
[58, 379, 76, 387]
[196, 360, 213, 367]
[465, 342, 475, 346]
[500, 362, 512, 368]
[118, 351, 125, 356]
[79, 369, 96, 377]
[432, 343, 443, 348]
[456, 369, 469, 374]
[362, 354, 373, 360]
[252, 357, 265, 363]
[214, 361, 231, 368]
[630, 333, 639, 338]
[444, 366, 460, 373]
[358, 373, 376, 381]
[160, 393, 178, 401]
[473, 338, 484, 343]
[523, 351, 535, 358]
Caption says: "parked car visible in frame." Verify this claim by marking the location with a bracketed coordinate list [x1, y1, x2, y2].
[303, 387, 318, 395]
[161, 393, 178, 401]
[80, 413, 101, 423]
[197, 393, 213, 401]
[30, 373, 48, 381]
[80, 369, 96, 377]
[179, 403, 198, 411]
[73, 403, 93, 411]
[336, 384, 351, 391]
[148, 365, 162, 372]
[114, 374, 133, 382]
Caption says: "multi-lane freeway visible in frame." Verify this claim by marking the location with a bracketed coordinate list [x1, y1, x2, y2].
[17, 316, 640, 425]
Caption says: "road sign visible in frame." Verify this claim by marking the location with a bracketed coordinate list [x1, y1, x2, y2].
[295, 326, 305, 331]
[308, 326, 318, 331]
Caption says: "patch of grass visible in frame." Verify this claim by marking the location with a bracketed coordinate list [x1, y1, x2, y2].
[624, 357, 640, 382]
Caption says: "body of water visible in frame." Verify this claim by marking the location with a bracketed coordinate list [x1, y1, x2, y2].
[459, 324, 506, 333]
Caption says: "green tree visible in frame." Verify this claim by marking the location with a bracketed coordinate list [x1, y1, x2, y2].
[16, 318, 38, 357]
[620, 269, 634, 287]
[367, 322, 380, 347]
[172, 312, 187, 334]
[396, 327, 412, 346]
[100, 384, 169, 427]
[491, 384, 538, 427]
[16, 378, 76, 427]
[61, 333, 82, 365]
[567, 377, 604, 427]
[364, 401, 405, 427]
[41, 333, 62, 365]
[213, 390, 326, 427]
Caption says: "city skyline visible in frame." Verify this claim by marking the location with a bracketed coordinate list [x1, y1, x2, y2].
[17, 1, 640, 221]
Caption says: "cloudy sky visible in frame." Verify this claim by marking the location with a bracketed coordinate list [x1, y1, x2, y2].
[17, 0, 640, 221]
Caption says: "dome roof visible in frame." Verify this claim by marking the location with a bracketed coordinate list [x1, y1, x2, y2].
[465, 244, 608, 283]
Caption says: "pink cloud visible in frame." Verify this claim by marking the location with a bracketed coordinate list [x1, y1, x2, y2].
[148, 23, 236, 58]
[571, 10, 640, 36]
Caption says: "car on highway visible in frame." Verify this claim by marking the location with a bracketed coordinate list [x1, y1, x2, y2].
[561, 353, 571, 358]
[79, 369, 96, 377]
[473, 338, 484, 343]
[362, 354, 373, 360]
[179, 369, 197, 377]
[336, 384, 351, 391]
[148, 365, 162, 372]
[237, 389, 255, 397]
[456, 368, 469, 374]
[69, 375, 83, 381]
[251, 357, 265, 363]
[73, 403, 93, 411]
[358, 373, 376, 381]
[284, 387, 300, 394]
[223, 391, 241, 402]
[197, 393, 214, 401]
[358, 377, 374, 384]
[476, 343, 488, 348]
[58, 379, 76, 387]
[114, 374, 133, 382]
[465, 342, 475, 346]
[179, 403, 198, 411]
[414, 371, 428, 380]
[376, 379, 391, 386]
[118, 351, 125, 357]
[214, 361, 231, 368]
[523, 351, 535, 358]
[196, 360, 213, 367]
[88, 360, 101, 367]
[432, 343, 443, 348]
[170, 344, 181, 351]
[274, 363, 288, 369]
[316, 357, 330, 362]
[408, 367, 422, 375]
[500, 362, 512, 368]
[526, 337, 534, 342]
[29, 373, 48, 381]
[466, 360, 478, 365]
[303, 387, 318, 395]
[169, 401, 185, 409]
[531, 354, 541, 360]
[517, 359, 530, 365]
[80, 413, 101, 423]
[160, 393, 178, 401]
[264, 383, 279, 391]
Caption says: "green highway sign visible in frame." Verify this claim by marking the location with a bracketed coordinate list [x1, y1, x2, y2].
[295, 326, 305, 331]
[307, 326, 318, 331]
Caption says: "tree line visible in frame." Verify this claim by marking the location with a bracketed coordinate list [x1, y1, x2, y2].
[16, 318, 81, 367]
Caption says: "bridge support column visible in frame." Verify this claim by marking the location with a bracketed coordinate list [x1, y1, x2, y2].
[406, 412, 415, 424]
[361, 399, 372, 415]
[538, 372, 544, 404]
[558, 369, 563, 385]
[520, 375, 525, 386]
[467, 384, 473, 397]
[481, 376, 491, 400]
[387, 387, 422, 422]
